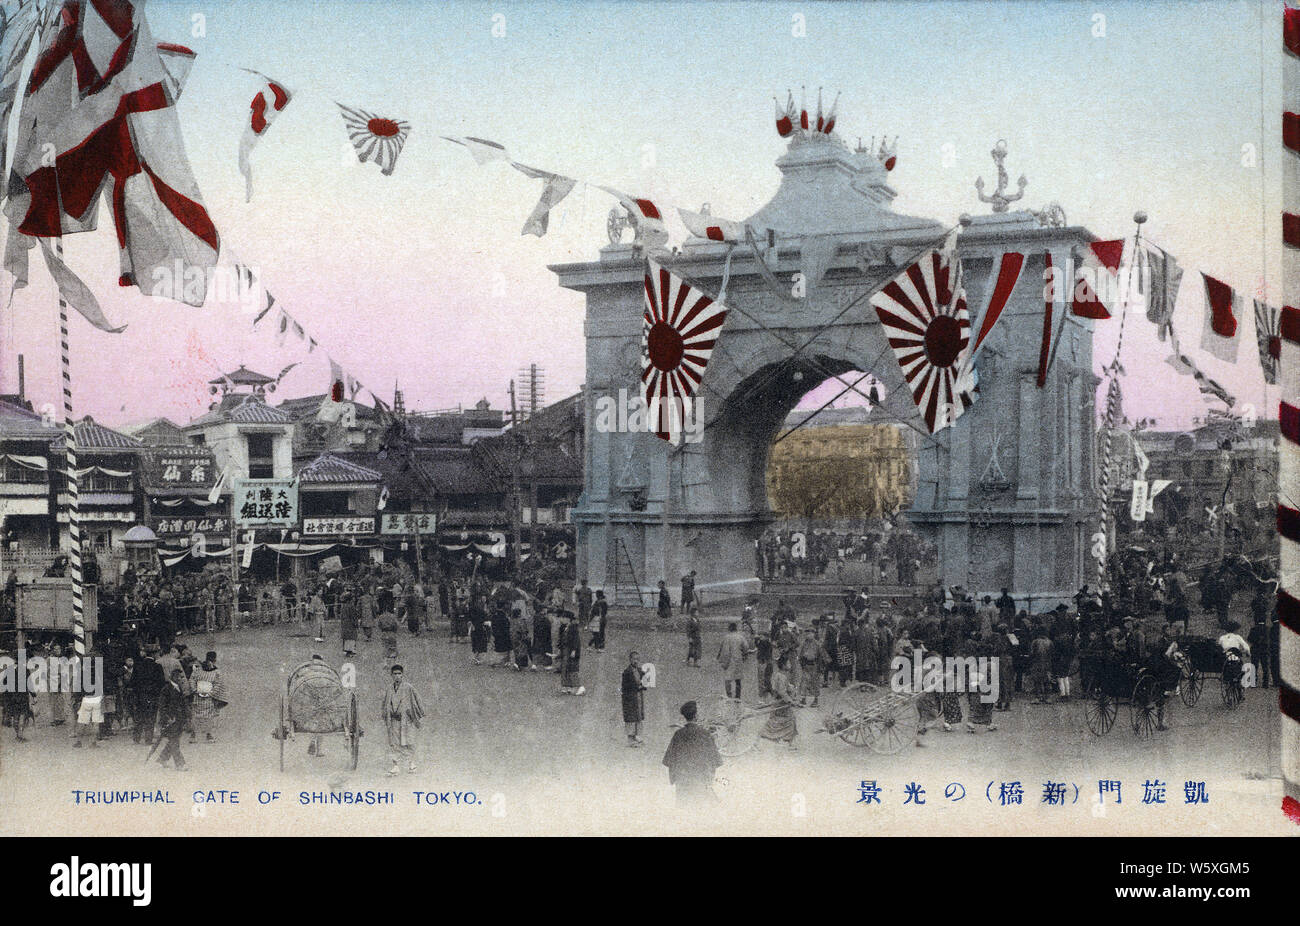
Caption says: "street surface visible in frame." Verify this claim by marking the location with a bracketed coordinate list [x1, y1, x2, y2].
[0, 603, 1287, 836]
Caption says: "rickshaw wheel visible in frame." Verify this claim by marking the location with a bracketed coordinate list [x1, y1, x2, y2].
[1220, 666, 1244, 709]
[1130, 676, 1159, 737]
[348, 691, 360, 770]
[709, 697, 757, 757]
[828, 682, 878, 748]
[1179, 664, 1203, 707]
[1085, 683, 1116, 735]
[866, 696, 919, 755]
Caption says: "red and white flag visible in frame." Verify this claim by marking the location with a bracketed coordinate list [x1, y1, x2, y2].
[966, 251, 1025, 362]
[679, 207, 746, 243]
[774, 92, 795, 137]
[870, 234, 976, 433]
[822, 91, 840, 134]
[328, 358, 345, 402]
[1071, 239, 1126, 320]
[238, 69, 292, 201]
[337, 103, 410, 175]
[642, 260, 729, 442]
[877, 136, 897, 172]
[1200, 272, 1241, 363]
[599, 187, 669, 251]
[4, 1, 220, 319]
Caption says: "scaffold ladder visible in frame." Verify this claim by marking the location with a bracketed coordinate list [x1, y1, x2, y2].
[613, 538, 645, 607]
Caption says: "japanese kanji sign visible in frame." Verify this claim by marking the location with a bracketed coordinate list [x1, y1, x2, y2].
[302, 517, 375, 537]
[233, 478, 299, 528]
[150, 515, 230, 538]
[379, 512, 437, 535]
[142, 448, 216, 490]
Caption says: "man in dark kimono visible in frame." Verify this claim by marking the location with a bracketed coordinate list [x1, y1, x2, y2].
[130, 647, 165, 745]
[662, 700, 722, 806]
[557, 612, 585, 695]
[575, 579, 593, 630]
[155, 668, 188, 770]
[621, 652, 646, 746]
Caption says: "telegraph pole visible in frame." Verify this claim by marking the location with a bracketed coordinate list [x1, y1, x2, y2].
[508, 380, 522, 576]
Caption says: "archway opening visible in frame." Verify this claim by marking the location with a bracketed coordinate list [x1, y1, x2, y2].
[714, 363, 932, 587]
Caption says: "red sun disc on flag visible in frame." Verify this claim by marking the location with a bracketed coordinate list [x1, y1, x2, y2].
[641, 261, 729, 437]
[647, 321, 685, 371]
[368, 117, 400, 137]
[871, 248, 975, 433]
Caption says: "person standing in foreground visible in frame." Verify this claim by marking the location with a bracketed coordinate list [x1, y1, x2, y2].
[381, 664, 424, 776]
[557, 611, 586, 695]
[155, 668, 189, 771]
[189, 651, 227, 744]
[760, 654, 799, 750]
[588, 589, 608, 651]
[717, 622, 752, 700]
[662, 700, 722, 806]
[339, 590, 360, 657]
[621, 651, 647, 747]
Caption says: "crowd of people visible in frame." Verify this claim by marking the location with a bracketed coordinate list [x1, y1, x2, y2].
[757, 520, 937, 584]
[0, 542, 1279, 802]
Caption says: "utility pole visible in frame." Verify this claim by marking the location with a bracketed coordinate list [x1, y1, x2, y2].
[508, 380, 522, 576]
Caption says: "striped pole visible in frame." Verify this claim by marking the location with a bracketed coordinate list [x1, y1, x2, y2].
[1097, 375, 1122, 582]
[55, 237, 85, 658]
[1280, 2, 1300, 824]
[1095, 232, 1137, 583]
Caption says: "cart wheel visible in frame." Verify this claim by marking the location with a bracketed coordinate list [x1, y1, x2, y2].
[866, 696, 920, 755]
[348, 691, 360, 770]
[1085, 683, 1116, 735]
[824, 683, 878, 748]
[278, 696, 286, 772]
[1179, 664, 1202, 708]
[1130, 676, 1159, 737]
[709, 697, 758, 757]
[1220, 672, 1244, 709]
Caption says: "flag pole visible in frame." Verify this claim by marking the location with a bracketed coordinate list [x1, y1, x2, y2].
[55, 237, 86, 658]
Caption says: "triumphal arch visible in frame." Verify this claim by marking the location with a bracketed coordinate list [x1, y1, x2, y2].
[552, 128, 1101, 606]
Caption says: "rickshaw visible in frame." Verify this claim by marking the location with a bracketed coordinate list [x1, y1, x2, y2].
[274, 660, 362, 770]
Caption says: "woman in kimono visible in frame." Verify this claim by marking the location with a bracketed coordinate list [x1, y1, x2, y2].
[963, 636, 997, 733]
[189, 651, 228, 743]
[656, 581, 672, 622]
[359, 585, 377, 642]
[338, 590, 360, 657]
[531, 606, 553, 669]
[469, 595, 489, 664]
[760, 655, 798, 749]
[2, 655, 33, 741]
[490, 604, 512, 667]
[377, 609, 400, 661]
[557, 612, 585, 695]
[308, 589, 327, 643]
[451, 582, 470, 643]
[510, 607, 532, 670]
